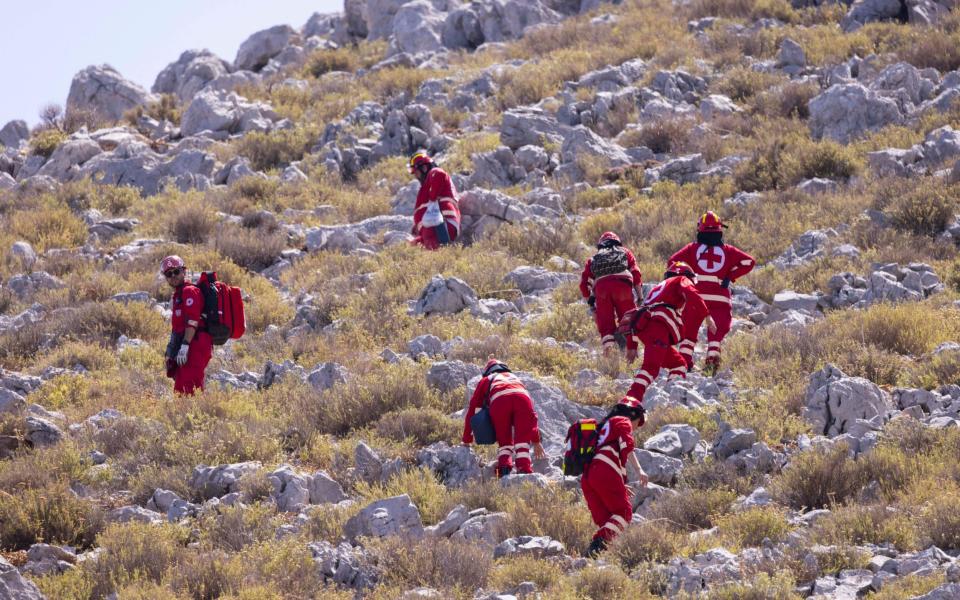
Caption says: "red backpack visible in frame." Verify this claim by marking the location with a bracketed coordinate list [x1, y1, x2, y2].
[195, 271, 246, 345]
[562, 418, 601, 476]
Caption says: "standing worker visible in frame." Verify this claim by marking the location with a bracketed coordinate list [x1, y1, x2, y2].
[668, 212, 755, 375]
[462, 359, 546, 478]
[581, 398, 649, 557]
[579, 232, 643, 360]
[162, 255, 213, 395]
[620, 261, 715, 406]
[409, 152, 461, 250]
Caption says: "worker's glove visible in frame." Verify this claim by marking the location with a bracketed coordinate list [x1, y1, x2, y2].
[587, 296, 596, 308]
[721, 277, 731, 289]
[176, 343, 190, 366]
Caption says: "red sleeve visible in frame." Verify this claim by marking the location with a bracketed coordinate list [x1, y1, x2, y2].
[462, 376, 491, 443]
[725, 245, 755, 282]
[181, 285, 204, 328]
[612, 417, 636, 465]
[580, 260, 593, 298]
[681, 279, 709, 329]
[432, 169, 455, 200]
[529, 410, 541, 444]
[626, 250, 642, 287]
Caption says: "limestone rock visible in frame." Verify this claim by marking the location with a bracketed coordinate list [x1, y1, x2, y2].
[809, 84, 903, 144]
[804, 364, 893, 437]
[66, 64, 156, 123]
[412, 276, 478, 316]
[344, 494, 424, 541]
[235, 25, 297, 72]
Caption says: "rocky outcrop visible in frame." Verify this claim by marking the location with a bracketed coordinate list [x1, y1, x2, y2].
[66, 65, 156, 123]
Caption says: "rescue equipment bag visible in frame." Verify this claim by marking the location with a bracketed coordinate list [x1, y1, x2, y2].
[470, 405, 496, 445]
[562, 418, 601, 476]
[590, 246, 629, 278]
[195, 271, 246, 345]
[421, 200, 444, 228]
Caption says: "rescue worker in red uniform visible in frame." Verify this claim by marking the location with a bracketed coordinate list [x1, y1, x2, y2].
[409, 152, 460, 250]
[161, 256, 213, 396]
[579, 232, 643, 360]
[462, 359, 546, 478]
[668, 212, 755, 375]
[621, 261, 715, 405]
[581, 397, 649, 557]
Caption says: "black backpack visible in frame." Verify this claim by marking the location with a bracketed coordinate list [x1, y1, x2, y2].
[194, 272, 231, 345]
[590, 246, 629, 278]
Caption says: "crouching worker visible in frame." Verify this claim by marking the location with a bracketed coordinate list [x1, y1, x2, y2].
[582, 398, 648, 557]
[409, 152, 460, 250]
[619, 261, 715, 404]
[161, 255, 213, 395]
[462, 359, 546, 477]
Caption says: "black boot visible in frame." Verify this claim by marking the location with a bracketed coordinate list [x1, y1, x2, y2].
[497, 465, 512, 479]
[584, 537, 607, 558]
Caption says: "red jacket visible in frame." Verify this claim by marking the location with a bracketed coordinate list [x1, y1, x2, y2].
[579, 247, 642, 298]
[590, 416, 636, 481]
[462, 372, 540, 444]
[668, 243, 755, 306]
[171, 283, 204, 334]
[412, 168, 461, 236]
[641, 276, 709, 344]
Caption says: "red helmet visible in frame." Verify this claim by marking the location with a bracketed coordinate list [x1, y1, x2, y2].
[697, 211, 725, 233]
[483, 358, 510, 377]
[666, 260, 696, 279]
[408, 152, 432, 173]
[618, 396, 642, 409]
[597, 231, 622, 247]
[160, 255, 185, 274]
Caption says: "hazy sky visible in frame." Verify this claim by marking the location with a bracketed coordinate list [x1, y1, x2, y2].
[0, 0, 342, 127]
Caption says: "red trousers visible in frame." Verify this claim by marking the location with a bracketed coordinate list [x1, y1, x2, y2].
[626, 321, 686, 401]
[582, 460, 632, 542]
[490, 393, 538, 473]
[681, 301, 733, 368]
[594, 278, 638, 350]
[706, 301, 732, 361]
[411, 220, 459, 250]
[173, 332, 213, 395]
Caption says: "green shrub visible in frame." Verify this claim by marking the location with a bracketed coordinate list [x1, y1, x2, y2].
[0, 485, 104, 551]
[371, 535, 492, 593]
[214, 223, 286, 271]
[771, 443, 863, 510]
[608, 520, 684, 569]
[30, 129, 67, 158]
[234, 128, 314, 172]
[707, 571, 801, 600]
[375, 408, 461, 446]
[715, 506, 793, 548]
[306, 48, 358, 77]
[886, 184, 958, 236]
[167, 202, 216, 244]
[573, 565, 651, 600]
[622, 119, 691, 154]
[9, 205, 88, 251]
[84, 522, 186, 596]
[811, 503, 918, 551]
[648, 488, 737, 532]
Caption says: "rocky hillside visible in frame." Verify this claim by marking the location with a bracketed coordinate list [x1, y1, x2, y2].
[2, 0, 960, 598]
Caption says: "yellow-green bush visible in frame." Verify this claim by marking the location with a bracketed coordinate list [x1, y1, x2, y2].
[771, 443, 863, 510]
[0, 485, 104, 551]
[716, 506, 793, 548]
[30, 129, 66, 158]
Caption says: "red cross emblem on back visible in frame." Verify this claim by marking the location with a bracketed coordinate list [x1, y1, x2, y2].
[696, 244, 725, 273]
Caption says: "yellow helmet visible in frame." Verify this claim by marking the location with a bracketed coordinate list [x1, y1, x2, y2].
[408, 152, 432, 173]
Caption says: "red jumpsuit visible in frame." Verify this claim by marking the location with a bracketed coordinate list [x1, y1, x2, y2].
[668, 242, 755, 366]
[580, 249, 642, 351]
[411, 167, 460, 250]
[624, 276, 709, 404]
[462, 372, 541, 473]
[170, 283, 213, 395]
[582, 416, 636, 542]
